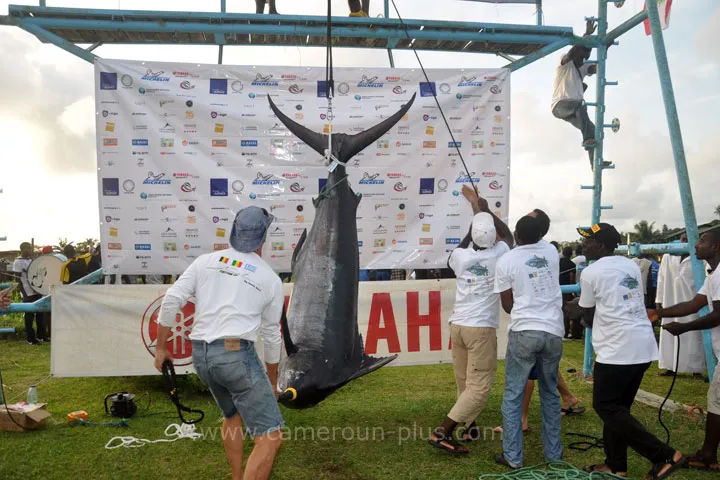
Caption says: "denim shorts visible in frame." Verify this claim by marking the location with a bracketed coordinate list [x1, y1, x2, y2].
[192, 339, 284, 437]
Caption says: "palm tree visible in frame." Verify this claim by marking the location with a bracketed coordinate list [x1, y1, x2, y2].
[715, 204, 720, 219]
[633, 220, 662, 244]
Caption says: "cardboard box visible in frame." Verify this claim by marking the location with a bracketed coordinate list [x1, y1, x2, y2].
[0, 404, 52, 432]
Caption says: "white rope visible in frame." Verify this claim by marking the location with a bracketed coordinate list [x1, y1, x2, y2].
[105, 422, 203, 450]
[324, 94, 348, 172]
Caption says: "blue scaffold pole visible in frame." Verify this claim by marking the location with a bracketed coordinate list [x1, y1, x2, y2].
[646, 0, 717, 378]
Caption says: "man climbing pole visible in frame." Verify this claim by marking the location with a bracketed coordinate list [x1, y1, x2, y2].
[551, 20, 606, 170]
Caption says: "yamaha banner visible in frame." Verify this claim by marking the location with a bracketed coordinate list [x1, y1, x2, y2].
[95, 60, 510, 274]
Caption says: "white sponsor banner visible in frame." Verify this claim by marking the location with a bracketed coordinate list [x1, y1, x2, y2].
[95, 60, 510, 274]
[51, 281, 509, 377]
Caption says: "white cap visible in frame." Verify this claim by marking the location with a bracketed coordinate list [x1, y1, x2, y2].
[471, 212, 496, 248]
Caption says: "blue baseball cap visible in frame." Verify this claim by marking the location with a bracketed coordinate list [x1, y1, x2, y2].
[230, 206, 274, 253]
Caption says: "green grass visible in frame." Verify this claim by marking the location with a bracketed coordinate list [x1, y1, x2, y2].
[0, 319, 714, 480]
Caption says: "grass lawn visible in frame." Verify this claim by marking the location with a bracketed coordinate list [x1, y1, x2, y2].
[0, 312, 714, 480]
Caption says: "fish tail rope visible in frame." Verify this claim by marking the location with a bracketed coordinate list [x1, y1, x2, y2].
[323, 0, 347, 173]
[316, 174, 350, 202]
[477, 460, 627, 480]
[104, 422, 203, 450]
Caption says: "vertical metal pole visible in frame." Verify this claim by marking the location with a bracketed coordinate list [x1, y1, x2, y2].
[582, 0, 609, 378]
[646, 0, 717, 378]
[385, 0, 395, 67]
[536, 0, 543, 26]
[218, 0, 226, 65]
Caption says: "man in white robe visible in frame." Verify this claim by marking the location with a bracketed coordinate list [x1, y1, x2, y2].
[657, 250, 707, 376]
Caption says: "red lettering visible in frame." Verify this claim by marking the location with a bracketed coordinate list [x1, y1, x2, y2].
[365, 293, 401, 354]
[406, 291, 442, 352]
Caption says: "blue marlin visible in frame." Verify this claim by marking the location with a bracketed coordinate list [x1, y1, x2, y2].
[525, 255, 549, 269]
[269, 93, 417, 409]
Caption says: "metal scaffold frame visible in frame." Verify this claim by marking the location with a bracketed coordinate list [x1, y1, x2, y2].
[0, 0, 715, 378]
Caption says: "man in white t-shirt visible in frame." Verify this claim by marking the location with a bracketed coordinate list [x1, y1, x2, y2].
[578, 223, 685, 478]
[154, 206, 284, 480]
[655, 230, 720, 472]
[12, 242, 47, 345]
[428, 185, 513, 454]
[551, 21, 606, 170]
[493, 214, 564, 469]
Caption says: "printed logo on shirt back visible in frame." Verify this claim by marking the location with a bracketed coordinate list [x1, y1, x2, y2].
[467, 263, 489, 277]
[525, 255, 549, 269]
[619, 275, 640, 291]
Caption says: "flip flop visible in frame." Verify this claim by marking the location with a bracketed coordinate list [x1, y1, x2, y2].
[583, 464, 627, 477]
[492, 425, 530, 434]
[458, 426, 482, 443]
[561, 406, 586, 416]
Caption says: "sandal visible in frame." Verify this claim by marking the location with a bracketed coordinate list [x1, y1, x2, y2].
[682, 453, 720, 472]
[645, 452, 687, 480]
[428, 431, 469, 455]
[656, 370, 675, 377]
[561, 406, 586, 416]
[492, 425, 530, 434]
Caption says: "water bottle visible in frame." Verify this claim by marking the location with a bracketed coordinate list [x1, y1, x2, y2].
[27, 385, 38, 405]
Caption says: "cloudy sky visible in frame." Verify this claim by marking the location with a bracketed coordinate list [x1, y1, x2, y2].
[0, 0, 718, 248]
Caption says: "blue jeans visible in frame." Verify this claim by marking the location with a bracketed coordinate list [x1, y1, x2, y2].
[501, 330, 563, 467]
[192, 339, 284, 437]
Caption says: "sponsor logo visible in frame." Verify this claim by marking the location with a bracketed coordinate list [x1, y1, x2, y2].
[457, 75, 482, 87]
[423, 141, 436, 149]
[252, 172, 281, 185]
[489, 180, 503, 190]
[108, 242, 122, 250]
[472, 140, 484, 149]
[210, 178, 229, 196]
[393, 182, 407, 192]
[212, 139, 228, 148]
[448, 141, 462, 148]
[214, 243, 229, 251]
[141, 69, 170, 82]
[103, 138, 118, 147]
[455, 171, 482, 183]
[241, 140, 258, 147]
[392, 85, 406, 95]
[209, 78, 228, 94]
[419, 82, 436, 97]
[231, 80, 244, 93]
[251, 73, 279, 87]
[232, 180, 244, 194]
[490, 84, 503, 94]
[446, 238, 461, 245]
[143, 172, 171, 185]
[160, 138, 174, 148]
[132, 139, 149, 146]
[180, 182, 196, 193]
[288, 84, 303, 94]
[102, 178, 119, 196]
[180, 81, 195, 90]
[359, 173, 384, 185]
[357, 74, 383, 88]
[290, 182, 305, 193]
[419, 178, 434, 195]
[173, 71, 199, 78]
[419, 238, 434, 246]
[438, 179, 448, 192]
[123, 180, 135, 193]
[100, 72, 117, 90]
[134, 244, 152, 251]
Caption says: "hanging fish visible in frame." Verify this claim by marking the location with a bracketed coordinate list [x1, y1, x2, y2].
[269, 93, 417, 408]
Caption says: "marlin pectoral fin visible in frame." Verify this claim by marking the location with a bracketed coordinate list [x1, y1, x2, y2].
[267, 95, 327, 156]
[280, 308, 298, 355]
[347, 354, 399, 382]
[291, 228, 307, 272]
[342, 93, 417, 161]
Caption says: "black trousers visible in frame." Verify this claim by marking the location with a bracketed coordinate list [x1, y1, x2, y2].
[593, 362, 675, 472]
[22, 294, 46, 342]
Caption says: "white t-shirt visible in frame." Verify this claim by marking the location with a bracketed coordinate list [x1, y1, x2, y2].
[698, 267, 720, 358]
[158, 249, 284, 363]
[579, 256, 659, 365]
[551, 61, 592, 110]
[12, 257, 33, 297]
[448, 241, 510, 328]
[494, 241, 564, 337]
